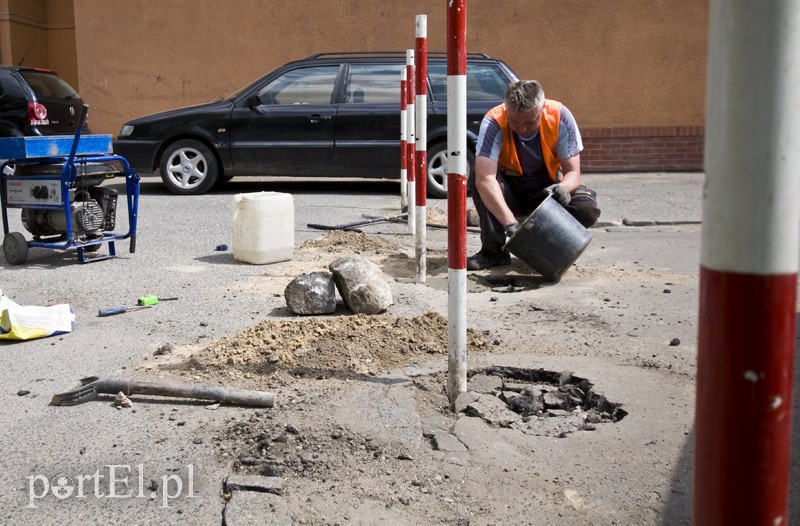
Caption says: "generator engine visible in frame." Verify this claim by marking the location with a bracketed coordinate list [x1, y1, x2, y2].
[18, 164, 119, 239]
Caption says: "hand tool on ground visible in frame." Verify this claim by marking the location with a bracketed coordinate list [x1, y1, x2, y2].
[51, 376, 276, 407]
[360, 213, 481, 233]
[307, 212, 408, 232]
[137, 295, 179, 306]
[98, 305, 151, 317]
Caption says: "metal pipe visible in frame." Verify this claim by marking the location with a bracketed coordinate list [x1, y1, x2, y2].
[399, 68, 408, 210]
[406, 49, 416, 236]
[446, 0, 467, 405]
[415, 14, 428, 283]
[694, 1, 800, 524]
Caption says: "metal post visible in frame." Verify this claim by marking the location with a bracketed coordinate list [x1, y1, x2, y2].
[415, 14, 428, 283]
[406, 49, 416, 236]
[446, 0, 467, 405]
[694, 1, 800, 524]
[399, 68, 408, 210]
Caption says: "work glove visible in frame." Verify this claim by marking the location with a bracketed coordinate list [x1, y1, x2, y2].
[504, 221, 520, 238]
[546, 183, 571, 206]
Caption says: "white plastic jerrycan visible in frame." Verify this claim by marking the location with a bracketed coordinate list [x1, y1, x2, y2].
[232, 192, 294, 264]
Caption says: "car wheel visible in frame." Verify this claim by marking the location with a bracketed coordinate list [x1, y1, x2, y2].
[159, 139, 219, 195]
[426, 142, 475, 199]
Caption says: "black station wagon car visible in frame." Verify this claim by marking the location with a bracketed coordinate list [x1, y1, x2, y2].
[113, 52, 519, 196]
[0, 66, 90, 137]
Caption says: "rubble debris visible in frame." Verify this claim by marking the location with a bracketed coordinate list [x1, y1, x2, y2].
[669, 338, 681, 346]
[284, 271, 336, 315]
[154, 342, 175, 356]
[329, 254, 393, 314]
[114, 391, 132, 408]
[16, 389, 30, 396]
[191, 312, 488, 379]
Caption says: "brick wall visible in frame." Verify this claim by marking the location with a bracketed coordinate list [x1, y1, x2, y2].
[581, 126, 704, 172]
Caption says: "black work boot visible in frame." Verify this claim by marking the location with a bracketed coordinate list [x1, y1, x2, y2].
[466, 250, 511, 270]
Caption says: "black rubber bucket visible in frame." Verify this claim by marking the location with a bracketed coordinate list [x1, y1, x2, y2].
[503, 194, 592, 281]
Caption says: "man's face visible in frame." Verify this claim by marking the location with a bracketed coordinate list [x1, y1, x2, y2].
[507, 106, 542, 138]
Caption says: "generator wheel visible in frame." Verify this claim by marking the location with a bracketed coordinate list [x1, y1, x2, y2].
[3, 232, 29, 265]
[83, 243, 102, 253]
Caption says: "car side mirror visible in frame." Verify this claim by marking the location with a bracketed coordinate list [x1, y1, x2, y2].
[246, 95, 261, 109]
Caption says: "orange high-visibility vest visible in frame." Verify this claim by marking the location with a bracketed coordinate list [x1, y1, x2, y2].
[485, 99, 563, 181]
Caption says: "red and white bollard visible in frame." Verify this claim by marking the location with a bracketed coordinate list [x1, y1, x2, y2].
[446, 0, 467, 404]
[399, 68, 408, 210]
[406, 49, 416, 236]
[694, 1, 800, 524]
[415, 14, 428, 283]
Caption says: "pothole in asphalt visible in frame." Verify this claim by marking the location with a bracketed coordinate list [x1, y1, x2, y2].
[459, 366, 627, 437]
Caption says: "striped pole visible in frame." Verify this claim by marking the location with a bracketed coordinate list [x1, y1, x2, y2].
[694, 1, 800, 524]
[415, 14, 428, 283]
[399, 68, 408, 210]
[406, 49, 416, 235]
[446, 0, 467, 404]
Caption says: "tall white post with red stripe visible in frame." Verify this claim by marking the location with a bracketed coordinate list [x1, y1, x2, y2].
[399, 68, 408, 210]
[694, 1, 800, 524]
[415, 14, 428, 283]
[446, 0, 467, 404]
[406, 50, 416, 236]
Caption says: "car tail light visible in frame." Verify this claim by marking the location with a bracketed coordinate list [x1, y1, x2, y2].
[27, 101, 48, 125]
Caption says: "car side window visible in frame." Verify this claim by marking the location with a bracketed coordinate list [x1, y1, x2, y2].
[344, 64, 404, 104]
[428, 63, 510, 102]
[257, 66, 339, 105]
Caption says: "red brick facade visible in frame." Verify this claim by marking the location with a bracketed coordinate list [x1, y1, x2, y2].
[581, 126, 704, 172]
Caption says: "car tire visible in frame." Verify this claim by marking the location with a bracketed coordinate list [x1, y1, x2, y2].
[426, 141, 475, 199]
[159, 139, 219, 195]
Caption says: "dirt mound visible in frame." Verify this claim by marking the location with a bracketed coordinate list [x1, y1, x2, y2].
[298, 230, 406, 253]
[191, 312, 489, 380]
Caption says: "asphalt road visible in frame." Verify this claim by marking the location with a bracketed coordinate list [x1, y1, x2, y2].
[1, 171, 793, 524]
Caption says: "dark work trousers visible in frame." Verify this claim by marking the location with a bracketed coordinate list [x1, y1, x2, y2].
[468, 172, 601, 257]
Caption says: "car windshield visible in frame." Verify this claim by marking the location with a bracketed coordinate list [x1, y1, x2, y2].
[20, 71, 79, 100]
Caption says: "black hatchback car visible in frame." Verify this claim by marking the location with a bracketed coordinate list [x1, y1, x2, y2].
[114, 52, 518, 196]
[0, 66, 90, 137]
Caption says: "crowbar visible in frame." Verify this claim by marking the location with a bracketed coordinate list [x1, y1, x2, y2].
[51, 376, 275, 407]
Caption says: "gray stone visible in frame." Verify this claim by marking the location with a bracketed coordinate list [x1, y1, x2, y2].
[505, 394, 543, 416]
[225, 474, 284, 495]
[284, 271, 336, 315]
[467, 374, 503, 394]
[464, 394, 521, 427]
[543, 391, 572, 410]
[223, 490, 291, 526]
[432, 433, 467, 452]
[454, 391, 480, 413]
[329, 255, 393, 314]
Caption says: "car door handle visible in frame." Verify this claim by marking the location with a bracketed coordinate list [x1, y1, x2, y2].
[307, 115, 332, 124]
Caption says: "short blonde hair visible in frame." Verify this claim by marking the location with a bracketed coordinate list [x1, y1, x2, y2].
[505, 80, 545, 112]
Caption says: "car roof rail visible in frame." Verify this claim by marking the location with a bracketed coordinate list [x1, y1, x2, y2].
[304, 51, 491, 60]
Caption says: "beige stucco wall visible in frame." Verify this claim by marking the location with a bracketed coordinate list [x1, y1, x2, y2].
[73, 0, 708, 135]
[0, 0, 78, 88]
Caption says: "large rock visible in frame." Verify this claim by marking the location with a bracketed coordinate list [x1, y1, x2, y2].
[328, 255, 393, 314]
[284, 271, 336, 315]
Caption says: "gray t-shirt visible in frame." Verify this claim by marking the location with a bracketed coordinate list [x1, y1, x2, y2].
[475, 104, 583, 190]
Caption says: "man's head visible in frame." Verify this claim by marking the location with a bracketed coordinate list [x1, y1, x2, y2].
[504, 80, 545, 138]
